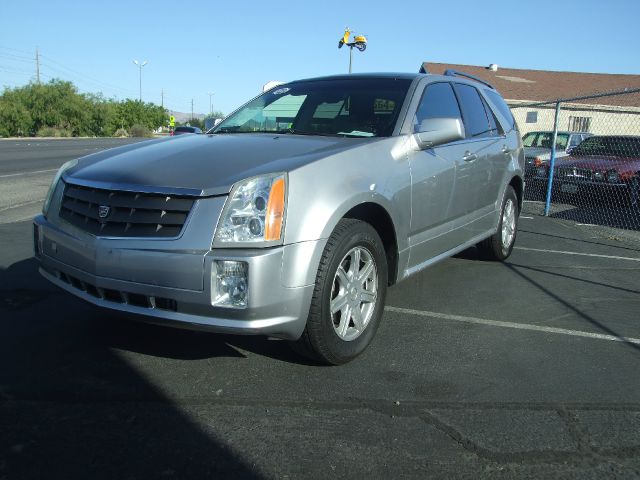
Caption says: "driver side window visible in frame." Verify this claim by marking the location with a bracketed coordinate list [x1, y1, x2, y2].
[414, 82, 462, 133]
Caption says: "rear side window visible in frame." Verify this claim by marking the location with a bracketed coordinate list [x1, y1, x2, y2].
[414, 82, 462, 132]
[480, 96, 501, 136]
[454, 84, 492, 138]
[484, 89, 516, 131]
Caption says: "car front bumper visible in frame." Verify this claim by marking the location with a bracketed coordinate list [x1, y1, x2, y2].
[34, 213, 323, 340]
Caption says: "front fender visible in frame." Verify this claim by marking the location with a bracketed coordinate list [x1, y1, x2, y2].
[282, 138, 411, 250]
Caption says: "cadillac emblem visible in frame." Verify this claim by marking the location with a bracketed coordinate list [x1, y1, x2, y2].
[98, 205, 111, 219]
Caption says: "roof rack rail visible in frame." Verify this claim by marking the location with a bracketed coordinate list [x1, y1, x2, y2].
[443, 69, 495, 90]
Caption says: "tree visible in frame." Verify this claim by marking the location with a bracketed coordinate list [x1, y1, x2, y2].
[0, 92, 32, 137]
[0, 79, 168, 138]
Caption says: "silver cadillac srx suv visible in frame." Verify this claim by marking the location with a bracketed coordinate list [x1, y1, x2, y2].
[34, 70, 524, 364]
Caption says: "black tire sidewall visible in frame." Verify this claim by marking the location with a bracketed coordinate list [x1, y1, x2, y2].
[311, 220, 388, 364]
[498, 187, 519, 259]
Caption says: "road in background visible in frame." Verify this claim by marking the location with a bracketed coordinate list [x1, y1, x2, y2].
[0, 138, 151, 224]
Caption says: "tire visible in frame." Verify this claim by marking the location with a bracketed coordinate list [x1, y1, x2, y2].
[291, 219, 388, 365]
[478, 186, 519, 261]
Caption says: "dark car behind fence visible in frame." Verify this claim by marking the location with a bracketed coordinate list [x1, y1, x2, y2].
[510, 88, 640, 241]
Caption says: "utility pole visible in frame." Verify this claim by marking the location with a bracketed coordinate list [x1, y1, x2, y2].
[208, 92, 214, 115]
[35, 47, 41, 84]
[191, 99, 194, 121]
[161, 88, 164, 108]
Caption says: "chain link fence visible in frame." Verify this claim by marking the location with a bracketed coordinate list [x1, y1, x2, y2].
[510, 89, 640, 244]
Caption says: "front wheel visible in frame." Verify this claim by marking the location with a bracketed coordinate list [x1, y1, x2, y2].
[478, 186, 519, 261]
[291, 219, 388, 365]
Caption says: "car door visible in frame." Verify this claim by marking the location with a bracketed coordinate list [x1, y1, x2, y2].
[407, 81, 469, 269]
[452, 83, 506, 237]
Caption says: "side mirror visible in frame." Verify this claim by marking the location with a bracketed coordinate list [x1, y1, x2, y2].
[414, 118, 465, 150]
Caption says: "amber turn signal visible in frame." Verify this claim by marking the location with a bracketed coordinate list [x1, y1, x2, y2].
[264, 177, 286, 241]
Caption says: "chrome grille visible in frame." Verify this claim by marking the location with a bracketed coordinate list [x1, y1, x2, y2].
[557, 167, 593, 181]
[59, 182, 195, 237]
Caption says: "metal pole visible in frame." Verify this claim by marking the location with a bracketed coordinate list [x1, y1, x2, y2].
[349, 46, 353, 74]
[138, 65, 142, 102]
[35, 47, 40, 84]
[544, 101, 562, 216]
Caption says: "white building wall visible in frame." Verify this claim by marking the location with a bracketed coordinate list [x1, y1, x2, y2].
[509, 101, 640, 137]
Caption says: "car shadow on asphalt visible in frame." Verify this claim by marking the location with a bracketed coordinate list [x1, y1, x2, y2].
[518, 228, 640, 254]
[451, 246, 640, 353]
[503, 263, 640, 354]
[550, 204, 640, 231]
[0, 256, 283, 479]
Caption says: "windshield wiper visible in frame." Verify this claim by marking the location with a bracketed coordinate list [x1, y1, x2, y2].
[275, 128, 328, 136]
[211, 127, 255, 134]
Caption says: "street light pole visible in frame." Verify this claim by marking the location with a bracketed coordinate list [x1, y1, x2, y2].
[208, 92, 214, 115]
[132, 59, 148, 102]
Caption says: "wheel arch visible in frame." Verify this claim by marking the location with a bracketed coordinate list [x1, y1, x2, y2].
[509, 175, 524, 213]
[342, 202, 399, 286]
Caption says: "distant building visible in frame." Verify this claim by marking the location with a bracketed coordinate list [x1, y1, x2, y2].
[421, 62, 640, 136]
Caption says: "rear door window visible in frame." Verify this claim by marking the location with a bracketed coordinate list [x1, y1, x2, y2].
[454, 84, 492, 139]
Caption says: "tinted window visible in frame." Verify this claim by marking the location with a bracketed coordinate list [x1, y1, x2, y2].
[414, 82, 462, 132]
[571, 136, 640, 157]
[455, 84, 491, 138]
[481, 96, 501, 136]
[214, 78, 412, 138]
[484, 89, 516, 130]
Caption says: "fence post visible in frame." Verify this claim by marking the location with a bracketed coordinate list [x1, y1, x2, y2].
[544, 101, 562, 216]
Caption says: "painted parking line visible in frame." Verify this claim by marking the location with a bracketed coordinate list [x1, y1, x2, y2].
[0, 199, 44, 213]
[385, 306, 640, 345]
[0, 168, 57, 179]
[514, 246, 640, 262]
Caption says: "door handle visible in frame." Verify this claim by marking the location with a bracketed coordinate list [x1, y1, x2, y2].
[463, 152, 477, 162]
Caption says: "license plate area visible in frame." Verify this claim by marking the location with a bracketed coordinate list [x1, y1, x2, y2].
[560, 183, 578, 194]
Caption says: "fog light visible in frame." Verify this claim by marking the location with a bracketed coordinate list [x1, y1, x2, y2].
[212, 260, 248, 308]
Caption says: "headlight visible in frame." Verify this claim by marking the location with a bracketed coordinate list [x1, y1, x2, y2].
[42, 159, 78, 216]
[593, 171, 605, 182]
[214, 173, 287, 246]
[606, 170, 619, 183]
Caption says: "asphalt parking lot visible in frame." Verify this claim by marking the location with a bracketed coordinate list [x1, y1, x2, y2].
[1, 139, 639, 479]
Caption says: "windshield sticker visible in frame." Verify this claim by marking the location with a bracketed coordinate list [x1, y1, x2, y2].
[272, 88, 291, 95]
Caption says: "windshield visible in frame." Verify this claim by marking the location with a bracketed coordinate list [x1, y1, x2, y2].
[212, 78, 412, 138]
[571, 136, 640, 157]
[522, 132, 569, 149]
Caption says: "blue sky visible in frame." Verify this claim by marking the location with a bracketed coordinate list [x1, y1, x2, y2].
[1, 0, 639, 115]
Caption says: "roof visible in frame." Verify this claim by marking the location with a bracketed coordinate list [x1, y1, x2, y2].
[291, 73, 420, 83]
[422, 62, 640, 107]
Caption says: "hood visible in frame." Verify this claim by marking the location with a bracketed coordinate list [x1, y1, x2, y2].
[555, 154, 640, 172]
[65, 134, 372, 196]
[524, 146, 551, 158]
